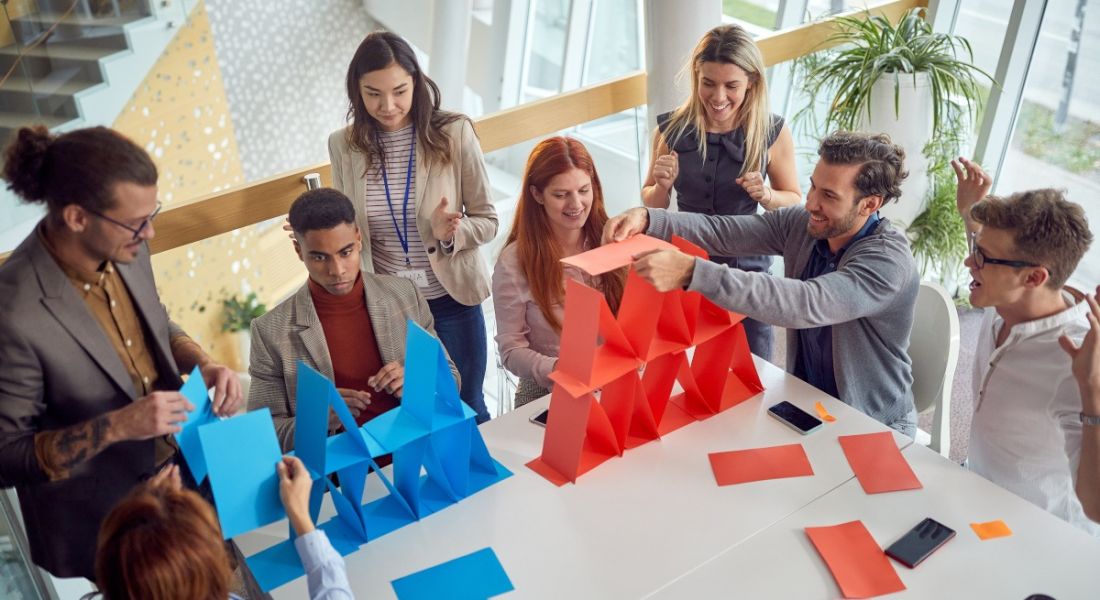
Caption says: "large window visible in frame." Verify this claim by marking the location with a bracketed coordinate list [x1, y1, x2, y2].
[979, 0, 1099, 287]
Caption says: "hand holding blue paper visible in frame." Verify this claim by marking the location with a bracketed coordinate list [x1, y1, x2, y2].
[175, 366, 218, 484]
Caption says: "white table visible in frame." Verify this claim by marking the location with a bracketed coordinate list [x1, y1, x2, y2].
[646, 442, 1100, 599]
[237, 357, 1097, 599]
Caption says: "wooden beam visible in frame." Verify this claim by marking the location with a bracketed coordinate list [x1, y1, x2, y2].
[0, 0, 926, 264]
[757, 0, 928, 66]
[473, 72, 647, 153]
[146, 163, 331, 254]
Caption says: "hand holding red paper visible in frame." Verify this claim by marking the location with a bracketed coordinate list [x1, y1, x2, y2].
[631, 248, 695, 292]
[601, 206, 650, 244]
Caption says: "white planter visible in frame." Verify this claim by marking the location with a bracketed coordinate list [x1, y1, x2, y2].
[859, 72, 934, 232]
[234, 329, 252, 372]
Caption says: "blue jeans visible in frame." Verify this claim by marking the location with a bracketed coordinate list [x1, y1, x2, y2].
[427, 294, 490, 424]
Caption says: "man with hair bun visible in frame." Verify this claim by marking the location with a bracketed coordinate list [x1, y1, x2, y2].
[604, 131, 920, 435]
[0, 125, 242, 579]
[954, 156, 1098, 535]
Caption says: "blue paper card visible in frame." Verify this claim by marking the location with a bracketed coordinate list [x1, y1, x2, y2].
[175, 366, 216, 483]
[391, 547, 514, 600]
[199, 409, 285, 539]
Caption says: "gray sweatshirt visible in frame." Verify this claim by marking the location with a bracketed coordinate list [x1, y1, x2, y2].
[647, 206, 918, 429]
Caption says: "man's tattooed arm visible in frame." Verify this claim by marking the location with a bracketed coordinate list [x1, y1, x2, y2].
[33, 414, 114, 481]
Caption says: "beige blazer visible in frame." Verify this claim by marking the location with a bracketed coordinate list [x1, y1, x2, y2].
[327, 118, 497, 306]
[247, 271, 459, 452]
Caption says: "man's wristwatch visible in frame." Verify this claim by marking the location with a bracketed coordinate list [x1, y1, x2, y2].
[1080, 412, 1100, 426]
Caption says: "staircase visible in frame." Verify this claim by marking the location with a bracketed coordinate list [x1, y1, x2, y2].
[0, 1, 156, 141]
[0, 0, 194, 253]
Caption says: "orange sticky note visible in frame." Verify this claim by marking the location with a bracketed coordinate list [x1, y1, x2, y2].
[805, 520, 906, 599]
[561, 234, 676, 275]
[838, 432, 922, 494]
[970, 520, 1013, 540]
[708, 443, 814, 486]
[814, 401, 837, 422]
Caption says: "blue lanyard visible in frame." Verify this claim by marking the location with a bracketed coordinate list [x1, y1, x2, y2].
[380, 125, 416, 266]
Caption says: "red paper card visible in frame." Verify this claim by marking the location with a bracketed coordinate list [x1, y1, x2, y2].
[708, 443, 814, 486]
[838, 432, 922, 494]
[561, 234, 676, 275]
[805, 520, 906, 598]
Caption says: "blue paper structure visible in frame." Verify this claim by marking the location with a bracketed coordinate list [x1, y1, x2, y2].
[391, 547, 514, 600]
[176, 321, 512, 592]
[175, 366, 217, 483]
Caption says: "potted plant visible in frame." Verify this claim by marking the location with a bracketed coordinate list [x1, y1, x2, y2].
[907, 132, 970, 299]
[793, 8, 992, 231]
[222, 292, 266, 371]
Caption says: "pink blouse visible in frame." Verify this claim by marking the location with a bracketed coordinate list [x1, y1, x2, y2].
[492, 242, 601, 389]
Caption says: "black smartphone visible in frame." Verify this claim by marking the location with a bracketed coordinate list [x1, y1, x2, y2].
[885, 518, 956, 568]
[766, 401, 823, 435]
[529, 409, 549, 427]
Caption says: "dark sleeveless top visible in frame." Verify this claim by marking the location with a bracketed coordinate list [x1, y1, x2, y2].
[657, 111, 784, 273]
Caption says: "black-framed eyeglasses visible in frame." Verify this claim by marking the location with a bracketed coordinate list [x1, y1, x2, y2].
[86, 201, 162, 241]
[968, 232, 1040, 270]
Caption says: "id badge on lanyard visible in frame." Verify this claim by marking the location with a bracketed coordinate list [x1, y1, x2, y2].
[381, 125, 429, 289]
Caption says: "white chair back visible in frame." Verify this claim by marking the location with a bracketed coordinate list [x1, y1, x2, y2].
[909, 281, 961, 458]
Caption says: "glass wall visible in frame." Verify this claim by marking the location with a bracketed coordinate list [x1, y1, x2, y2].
[991, 0, 1099, 287]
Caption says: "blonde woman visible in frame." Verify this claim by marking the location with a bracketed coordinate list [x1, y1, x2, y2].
[642, 24, 800, 361]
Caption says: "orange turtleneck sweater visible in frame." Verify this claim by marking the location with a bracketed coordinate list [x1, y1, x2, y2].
[309, 273, 398, 424]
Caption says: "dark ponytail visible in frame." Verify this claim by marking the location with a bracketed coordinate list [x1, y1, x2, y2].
[1, 125, 157, 214]
[2, 125, 53, 203]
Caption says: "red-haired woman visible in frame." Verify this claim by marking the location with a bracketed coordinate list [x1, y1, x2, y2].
[492, 137, 625, 407]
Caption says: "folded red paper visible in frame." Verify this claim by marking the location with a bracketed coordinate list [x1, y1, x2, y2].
[805, 520, 906, 598]
[838, 432, 922, 494]
[561, 234, 676, 275]
[708, 443, 814, 486]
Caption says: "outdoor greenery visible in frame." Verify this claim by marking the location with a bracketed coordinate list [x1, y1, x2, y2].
[1016, 100, 1100, 178]
[221, 292, 266, 333]
[723, 0, 776, 29]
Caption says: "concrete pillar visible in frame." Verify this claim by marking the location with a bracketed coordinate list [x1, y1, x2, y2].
[643, 0, 723, 127]
[430, 0, 473, 111]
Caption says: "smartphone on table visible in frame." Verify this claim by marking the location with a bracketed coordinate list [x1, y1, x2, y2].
[885, 518, 956, 568]
[766, 401, 823, 435]
[530, 409, 549, 427]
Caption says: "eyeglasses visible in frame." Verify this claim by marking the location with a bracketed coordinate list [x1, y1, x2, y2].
[968, 232, 1040, 270]
[86, 202, 162, 241]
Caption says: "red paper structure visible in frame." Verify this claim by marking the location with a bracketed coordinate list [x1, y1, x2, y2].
[527, 235, 765, 485]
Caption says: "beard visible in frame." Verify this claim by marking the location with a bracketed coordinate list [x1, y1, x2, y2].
[806, 202, 863, 241]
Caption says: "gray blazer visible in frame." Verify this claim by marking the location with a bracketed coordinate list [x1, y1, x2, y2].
[0, 227, 185, 578]
[248, 271, 459, 451]
[327, 118, 498, 306]
[647, 206, 919, 430]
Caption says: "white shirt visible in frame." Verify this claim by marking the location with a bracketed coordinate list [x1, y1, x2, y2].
[968, 289, 1100, 536]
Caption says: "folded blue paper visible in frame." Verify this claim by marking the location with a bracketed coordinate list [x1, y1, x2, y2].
[175, 366, 216, 483]
[198, 408, 285, 539]
[391, 547, 514, 600]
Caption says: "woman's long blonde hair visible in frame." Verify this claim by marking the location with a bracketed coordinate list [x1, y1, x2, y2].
[662, 24, 771, 176]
